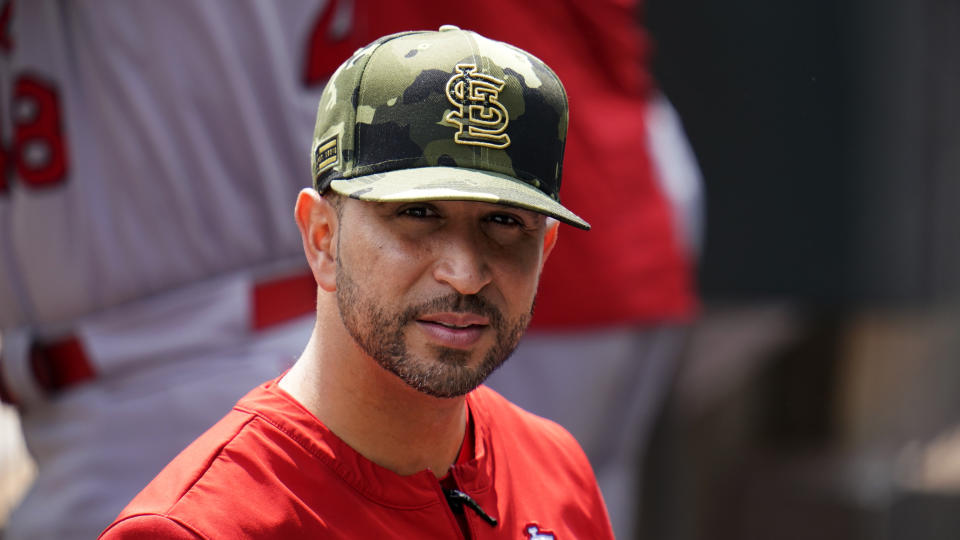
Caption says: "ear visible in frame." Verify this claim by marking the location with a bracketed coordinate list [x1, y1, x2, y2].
[295, 188, 339, 292]
[540, 219, 559, 268]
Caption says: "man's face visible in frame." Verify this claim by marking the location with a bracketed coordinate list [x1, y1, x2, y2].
[333, 198, 550, 398]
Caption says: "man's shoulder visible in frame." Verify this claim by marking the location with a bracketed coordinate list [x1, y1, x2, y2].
[97, 407, 256, 539]
[101, 382, 315, 537]
[101, 410, 262, 535]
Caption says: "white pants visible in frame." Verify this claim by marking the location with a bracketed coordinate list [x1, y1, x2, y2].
[4, 278, 314, 539]
[485, 326, 686, 540]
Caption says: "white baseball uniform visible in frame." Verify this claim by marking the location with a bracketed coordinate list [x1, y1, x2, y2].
[0, 1, 357, 537]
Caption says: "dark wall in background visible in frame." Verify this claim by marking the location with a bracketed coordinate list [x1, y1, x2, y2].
[646, 0, 960, 307]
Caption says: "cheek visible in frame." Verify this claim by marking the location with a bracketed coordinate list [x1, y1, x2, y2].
[343, 228, 430, 292]
[491, 245, 544, 303]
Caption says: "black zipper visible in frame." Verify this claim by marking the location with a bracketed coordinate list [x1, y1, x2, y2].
[443, 488, 498, 527]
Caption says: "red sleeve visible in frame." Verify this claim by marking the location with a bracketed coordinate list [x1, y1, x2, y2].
[98, 514, 205, 540]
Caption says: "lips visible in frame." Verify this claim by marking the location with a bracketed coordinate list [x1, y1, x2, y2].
[416, 312, 489, 349]
[419, 312, 489, 327]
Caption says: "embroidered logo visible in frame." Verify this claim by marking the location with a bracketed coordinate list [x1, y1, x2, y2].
[443, 63, 511, 149]
[525, 523, 556, 539]
[314, 135, 339, 176]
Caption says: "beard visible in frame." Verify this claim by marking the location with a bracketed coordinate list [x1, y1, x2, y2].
[335, 259, 532, 398]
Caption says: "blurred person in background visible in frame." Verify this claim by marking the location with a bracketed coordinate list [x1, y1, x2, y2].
[0, 1, 380, 537]
[377, 2, 704, 538]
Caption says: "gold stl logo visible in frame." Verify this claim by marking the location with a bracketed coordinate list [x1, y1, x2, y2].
[443, 64, 511, 149]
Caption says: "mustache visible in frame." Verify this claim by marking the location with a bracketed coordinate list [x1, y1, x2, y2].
[402, 293, 505, 327]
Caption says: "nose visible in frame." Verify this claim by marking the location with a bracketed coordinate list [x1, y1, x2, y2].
[431, 232, 493, 295]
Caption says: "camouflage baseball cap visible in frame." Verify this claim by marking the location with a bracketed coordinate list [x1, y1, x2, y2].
[310, 25, 590, 230]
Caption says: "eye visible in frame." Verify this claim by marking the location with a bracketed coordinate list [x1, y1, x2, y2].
[485, 207, 540, 230]
[486, 213, 523, 227]
[398, 204, 439, 219]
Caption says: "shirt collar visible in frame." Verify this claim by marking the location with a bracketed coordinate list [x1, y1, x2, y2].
[242, 378, 496, 508]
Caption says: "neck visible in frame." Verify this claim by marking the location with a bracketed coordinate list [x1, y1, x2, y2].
[279, 302, 468, 478]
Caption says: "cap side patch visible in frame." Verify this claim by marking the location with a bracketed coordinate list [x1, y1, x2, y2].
[314, 135, 339, 177]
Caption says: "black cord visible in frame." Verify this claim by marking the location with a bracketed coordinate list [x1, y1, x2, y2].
[443, 488, 498, 527]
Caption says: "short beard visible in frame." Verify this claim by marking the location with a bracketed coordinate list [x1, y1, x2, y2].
[335, 259, 531, 398]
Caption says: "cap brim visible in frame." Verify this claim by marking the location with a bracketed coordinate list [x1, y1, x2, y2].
[329, 167, 590, 230]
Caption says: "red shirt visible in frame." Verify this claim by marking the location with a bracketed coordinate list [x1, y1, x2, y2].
[99, 380, 613, 539]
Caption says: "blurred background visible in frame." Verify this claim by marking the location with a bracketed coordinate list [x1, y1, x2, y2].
[642, 0, 960, 538]
[3, 0, 959, 538]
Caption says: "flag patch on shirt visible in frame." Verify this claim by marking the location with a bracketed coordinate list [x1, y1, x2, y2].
[525, 523, 556, 539]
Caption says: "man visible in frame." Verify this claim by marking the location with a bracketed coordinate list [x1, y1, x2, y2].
[99, 26, 614, 538]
